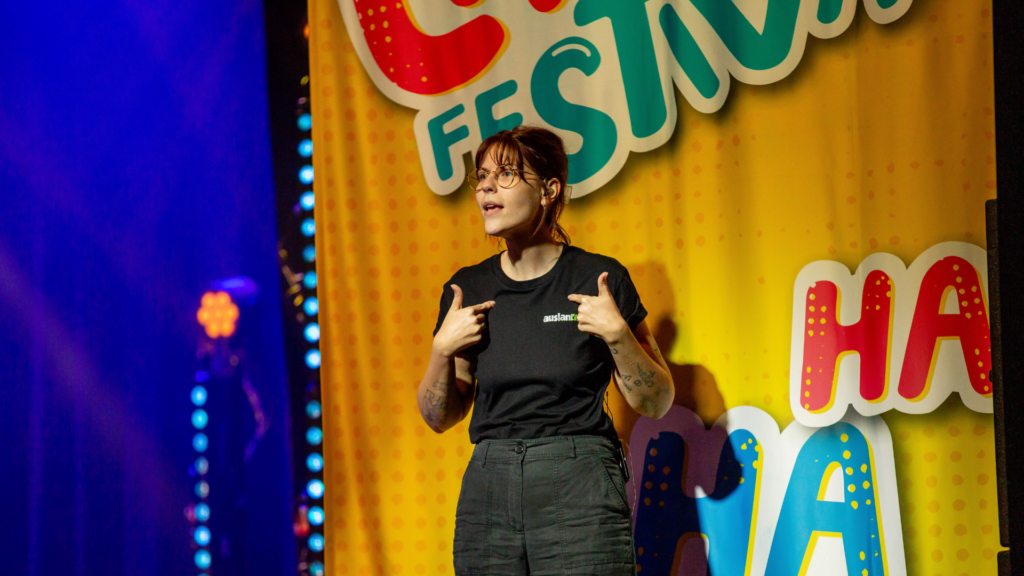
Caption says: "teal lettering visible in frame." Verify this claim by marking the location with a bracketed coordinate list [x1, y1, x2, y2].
[574, 0, 666, 138]
[475, 80, 523, 141]
[427, 104, 470, 181]
[688, 0, 801, 71]
[531, 37, 617, 184]
[658, 5, 721, 100]
[817, 0, 845, 24]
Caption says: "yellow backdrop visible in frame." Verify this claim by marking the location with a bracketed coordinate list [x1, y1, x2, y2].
[309, 0, 1002, 573]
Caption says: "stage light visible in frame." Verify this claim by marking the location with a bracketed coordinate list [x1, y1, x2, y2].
[308, 506, 325, 526]
[303, 297, 319, 316]
[194, 526, 211, 546]
[300, 218, 315, 237]
[302, 271, 317, 289]
[297, 113, 312, 131]
[308, 533, 325, 552]
[310, 561, 325, 576]
[302, 245, 316, 262]
[191, 386, 207, 406]
[306, 479, 324, 499]
[299, 165, 314, 184]
[304, 323, 320, 343]
[195, 457, 209, 475]
[306, 426, 323, 445]
[195, 481, 210, 498]
[305, 400, 321, 419]
[193, 433, 209, 453]
[298, 139, 313, 157]
[306, 453, 324, 472]
[197, 291, 239, 338]
[305, 350, 321, 369]
[195, 503, 211, 522]
[195, 550, 212, 570]
[191, 409, 208, 430]
[300, 191, 315, 210]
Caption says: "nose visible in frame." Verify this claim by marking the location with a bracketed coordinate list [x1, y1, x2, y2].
[477, 171, 497, 192]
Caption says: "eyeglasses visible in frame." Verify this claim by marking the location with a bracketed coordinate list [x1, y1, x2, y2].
[467, 165, 537, 189]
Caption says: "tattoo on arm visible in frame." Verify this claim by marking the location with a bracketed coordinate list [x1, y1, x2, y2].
[420, 379, 461, 430]
[619, 373, 632, 392]
[635, 363, 656, 388]
[611, 347, 618, 355]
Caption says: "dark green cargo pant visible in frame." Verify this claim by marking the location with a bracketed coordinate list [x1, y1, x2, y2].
[453, 435, 637, 575]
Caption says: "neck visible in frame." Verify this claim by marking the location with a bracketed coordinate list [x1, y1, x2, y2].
[501, 232, 563, 282]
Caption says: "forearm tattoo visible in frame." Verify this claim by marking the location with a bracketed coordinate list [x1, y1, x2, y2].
[635, 363, 655, 388]
[420, 379, 460, 430]
[620, 362, 663, 416]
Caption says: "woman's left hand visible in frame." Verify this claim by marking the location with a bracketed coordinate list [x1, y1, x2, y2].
[567, 272, 629, 344]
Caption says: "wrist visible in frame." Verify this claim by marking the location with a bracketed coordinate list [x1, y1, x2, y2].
[431, 340, 454, 360]
[604, 320, 631, 346]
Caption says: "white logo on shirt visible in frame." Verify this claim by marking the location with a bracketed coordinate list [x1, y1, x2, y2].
[543, 313, 578, 323]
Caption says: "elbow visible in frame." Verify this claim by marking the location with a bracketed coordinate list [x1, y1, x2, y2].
[651, 380, 675, 420]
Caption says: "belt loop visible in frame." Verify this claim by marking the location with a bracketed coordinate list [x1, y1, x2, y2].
[570, 437, 577, 459]
[482, 442, 490, 468]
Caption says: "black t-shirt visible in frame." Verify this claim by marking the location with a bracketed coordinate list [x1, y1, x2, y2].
[432, 244, 647, 444]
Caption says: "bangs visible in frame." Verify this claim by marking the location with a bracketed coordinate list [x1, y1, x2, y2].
[475, 133, 524, 171]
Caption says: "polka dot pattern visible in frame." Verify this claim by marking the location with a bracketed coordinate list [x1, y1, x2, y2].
[309, 0, 1002, 573]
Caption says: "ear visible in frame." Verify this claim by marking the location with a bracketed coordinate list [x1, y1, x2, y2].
[541, 178, 562, 207]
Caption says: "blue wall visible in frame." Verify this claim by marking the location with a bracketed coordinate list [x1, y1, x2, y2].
[0, 1, 295, 574]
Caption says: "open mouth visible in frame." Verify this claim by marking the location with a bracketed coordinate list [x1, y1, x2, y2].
[482, 202, 503, 216]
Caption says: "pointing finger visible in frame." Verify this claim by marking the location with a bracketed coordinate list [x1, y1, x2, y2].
[468, 300, 496, 312]
[567, 294, 584, 304]
[597, 272, 610, 298]
[450, 284, 464, 310]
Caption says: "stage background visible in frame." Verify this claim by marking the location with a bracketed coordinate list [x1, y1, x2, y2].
[0, 1, 295, 574]
[309, 0, 1002, 574]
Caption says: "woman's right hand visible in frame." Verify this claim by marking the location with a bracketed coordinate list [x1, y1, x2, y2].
[432, 284, 495, 358]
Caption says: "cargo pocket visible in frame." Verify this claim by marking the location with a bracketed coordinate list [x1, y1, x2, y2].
[597, 454, 630, 514]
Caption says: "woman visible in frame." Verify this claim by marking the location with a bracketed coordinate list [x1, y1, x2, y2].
[417, 125, 674, 575]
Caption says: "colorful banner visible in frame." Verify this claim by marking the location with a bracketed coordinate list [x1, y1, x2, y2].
[309, 0, 1002, 574]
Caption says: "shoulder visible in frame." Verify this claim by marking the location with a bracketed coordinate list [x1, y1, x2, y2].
[441, 254, 498, 288]
[564, 245, 630, 279]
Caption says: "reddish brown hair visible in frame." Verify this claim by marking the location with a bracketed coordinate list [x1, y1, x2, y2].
[474, 125, 571, 245]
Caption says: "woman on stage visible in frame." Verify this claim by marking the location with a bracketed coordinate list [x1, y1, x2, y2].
[417, 125, 674, 576]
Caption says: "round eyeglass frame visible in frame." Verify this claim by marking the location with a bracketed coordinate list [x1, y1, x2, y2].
[467, 165, 539, 189]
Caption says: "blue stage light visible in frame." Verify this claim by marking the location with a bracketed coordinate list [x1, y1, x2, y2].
[191, 386, 207, 406]
[310, 561, 325, 576]
[195, 457, 209, 475]
[298, 139, 313, 157]
[308, 533, 325, 552]
[195, 481, 210, 498]
[306, 400, 322, 419]
[192, 433, 209, 453]
[306, 479, 325, 499]
[303, 271, 317, 289]
[301, 218, 315, 237]
[304, 323, 321, 343]
[303, 297, 319, 316]
[194, 526, 211, 546]
[306, 453, 324, 472]
[308, 506, 325, 526]
[195, 549, 212, 570]
[305, 350, 321, 369]
[297, 113, 312, 131]
[191, 409, 208, 430]
[303, 245, 316, 263]
[195, 503, 211, 522]
[300, 191, 315, 210]
[306, 427, 323, 445]
[299, 165, 314, 184]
